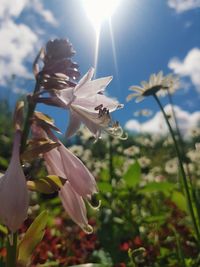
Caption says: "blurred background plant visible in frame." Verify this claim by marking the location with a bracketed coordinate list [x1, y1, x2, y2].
[1, 95, 200, 266]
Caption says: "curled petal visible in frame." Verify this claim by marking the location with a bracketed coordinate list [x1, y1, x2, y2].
[59, 182, 92, 233]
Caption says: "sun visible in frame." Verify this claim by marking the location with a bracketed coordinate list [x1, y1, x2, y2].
[83, 0, 120, 31]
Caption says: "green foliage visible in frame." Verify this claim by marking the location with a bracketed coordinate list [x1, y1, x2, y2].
[123, 161, 141, 187]
[18, 210, 49, 265]
[1, 100, 200, 266]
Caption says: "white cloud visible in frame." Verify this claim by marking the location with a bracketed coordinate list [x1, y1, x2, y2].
[0, 20, 38, 84]
[168, 0, 200, 13]
[168, 48, 200, 92]
[30, 0, 58, 26]
[0, 0, 57, 85]
[0, 0, 57, 26]
[125, 105, 200, 138]
[0, 0, 27, 18]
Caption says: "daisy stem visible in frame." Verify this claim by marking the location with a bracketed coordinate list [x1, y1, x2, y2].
[167, 90, 200, 225]
[108, 136, 114, 179]
[153, 94, 200, 246]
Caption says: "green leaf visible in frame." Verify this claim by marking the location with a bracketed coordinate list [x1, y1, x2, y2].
[123, 161, 141, 187]
[144, 214, 166, 224]
[0, 224, 8, 235]
[139, 182, 175, 195]
[100, 168, 110, 181]
[18, 210, 49, 265]
[171, 191, 187, 213]
[27, 175, 66, 194]
[98, 182, 112, 193]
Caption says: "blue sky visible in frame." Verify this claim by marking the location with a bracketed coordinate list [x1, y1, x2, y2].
[0, 0, 200, 136]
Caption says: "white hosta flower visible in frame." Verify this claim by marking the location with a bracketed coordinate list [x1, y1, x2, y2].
[49, 68, 124, 139]
[127, 71, 178, 102]
[0, 131, 29, 232]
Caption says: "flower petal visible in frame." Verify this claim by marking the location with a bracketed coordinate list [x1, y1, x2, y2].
[54, 87, 74, 107]
[74, 68, 94, 92]
[65, 109, 82, 138]
[74, 76, 113, 98]
[73, 94, 122, 112]
[44, 148, 66, 179]
[71, 104, 111, 129]
[58, 143, 97, 197]
[59, 182, 92, 233]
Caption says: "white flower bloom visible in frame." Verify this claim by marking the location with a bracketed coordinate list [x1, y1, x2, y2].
[124, 145, 140, 156]
[127, 71, 178, 102]
[138, 157, 151, 168]
[165, 158, 178, 174]
[49, 68, 124, 139]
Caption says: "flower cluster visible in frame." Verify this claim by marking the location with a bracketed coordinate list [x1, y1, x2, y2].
[0, 39, 124, 234]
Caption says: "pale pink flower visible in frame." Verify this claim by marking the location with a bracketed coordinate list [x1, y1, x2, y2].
[59, 182, 92, 233]
[0, 130, 29, 232]
[42, 68, 123, 138]
[44, 141, 97, 231]
[44, 140, 97, 197]
[32, 125, 96, 231]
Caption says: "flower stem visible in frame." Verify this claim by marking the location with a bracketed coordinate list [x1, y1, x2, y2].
[108, 136, 114, 179]
[6, 233, 17, 267]
[7, 78, 41, 267]
[21, 78, 41, 153]
[153, 94, 200, 246]
[167, 90, 200, 226]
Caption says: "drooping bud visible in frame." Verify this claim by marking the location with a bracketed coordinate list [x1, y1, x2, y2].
[0, 130, 29, 232]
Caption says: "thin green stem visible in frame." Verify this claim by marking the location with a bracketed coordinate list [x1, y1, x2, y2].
[167, 90, 200, 227]
[108, 136, 114, 179]
[6, 233, 17, 267]
[153, 94, 200, 246]
[6, 78, 41, 267]
[21, 78, 41, 153]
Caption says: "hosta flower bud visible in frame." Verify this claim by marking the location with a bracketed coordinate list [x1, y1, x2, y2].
[0, 130, 29, 232]
[41, 39, 80, 88]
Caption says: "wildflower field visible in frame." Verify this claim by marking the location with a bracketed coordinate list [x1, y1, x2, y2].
[0, 81, 200, 266]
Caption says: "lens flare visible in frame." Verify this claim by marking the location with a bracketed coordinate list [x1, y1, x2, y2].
[83, 0, 120, 31]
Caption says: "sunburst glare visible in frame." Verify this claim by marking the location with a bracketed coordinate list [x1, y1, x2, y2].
[82, 0, 121, 74]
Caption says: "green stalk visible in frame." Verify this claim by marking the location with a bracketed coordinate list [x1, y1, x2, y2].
[153, 94, 200, 246]
[108, 135, 114, 179]
[21, 78, 41, 153]
[6, 233, 17, 267]
[167, 90, 200, 226]
[6, 77, 41, 267]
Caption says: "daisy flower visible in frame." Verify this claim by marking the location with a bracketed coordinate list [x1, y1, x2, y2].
[127, 71, 178, 102]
